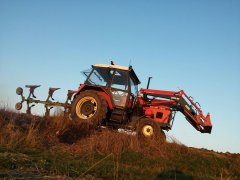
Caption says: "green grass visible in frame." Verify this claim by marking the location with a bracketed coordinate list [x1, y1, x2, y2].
[0, 146, 239, 179]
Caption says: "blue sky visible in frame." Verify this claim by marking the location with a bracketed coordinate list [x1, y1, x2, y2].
[0, 0, 240, 153]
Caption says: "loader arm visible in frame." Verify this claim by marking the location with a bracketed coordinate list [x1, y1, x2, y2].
[139, 89, 212, 133]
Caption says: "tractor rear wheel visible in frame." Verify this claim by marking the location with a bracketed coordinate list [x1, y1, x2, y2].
[137, 118, 166, 142]
[71, 90, 108, 126]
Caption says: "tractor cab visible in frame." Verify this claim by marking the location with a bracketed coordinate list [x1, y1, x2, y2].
[82, 64, 140, 108]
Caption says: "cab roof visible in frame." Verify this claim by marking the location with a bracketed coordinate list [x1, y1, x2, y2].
[93, 64, 141, 85]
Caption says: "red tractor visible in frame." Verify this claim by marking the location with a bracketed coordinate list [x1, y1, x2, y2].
[16, 62, 212, 140]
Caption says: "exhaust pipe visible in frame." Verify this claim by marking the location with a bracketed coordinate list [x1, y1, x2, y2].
[147, 77, 152, 89]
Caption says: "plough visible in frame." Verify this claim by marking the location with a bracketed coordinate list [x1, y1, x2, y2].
[15, 85, 76, 117]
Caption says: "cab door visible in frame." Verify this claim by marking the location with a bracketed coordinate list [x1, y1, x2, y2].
[110, 70, 129, 108]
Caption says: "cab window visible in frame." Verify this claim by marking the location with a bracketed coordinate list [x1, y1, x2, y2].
[111, 70, 128, 91]
[130, 77, 138, 96]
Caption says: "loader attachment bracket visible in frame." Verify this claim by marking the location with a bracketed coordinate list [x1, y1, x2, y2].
[178, 90, 212, 133]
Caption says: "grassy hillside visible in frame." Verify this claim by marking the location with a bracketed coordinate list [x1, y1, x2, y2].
[0, 109, 239, 179]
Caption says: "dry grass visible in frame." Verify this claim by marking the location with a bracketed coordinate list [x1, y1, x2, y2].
[0, 109, 62, 148]
[0, 108, 186, 158]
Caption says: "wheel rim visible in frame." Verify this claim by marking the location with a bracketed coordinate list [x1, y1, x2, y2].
[76, 96, 97, 119]
[142, 125, 154, 137]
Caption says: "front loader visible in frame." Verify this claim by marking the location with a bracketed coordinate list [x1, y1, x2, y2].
[16, 62, 212, 141]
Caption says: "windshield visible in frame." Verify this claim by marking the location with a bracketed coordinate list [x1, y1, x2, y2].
[85, 67, 113, 86]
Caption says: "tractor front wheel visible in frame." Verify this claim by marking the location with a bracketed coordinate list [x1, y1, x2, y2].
[137, 118, 165, 142]
[71, 90, 108, 126]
